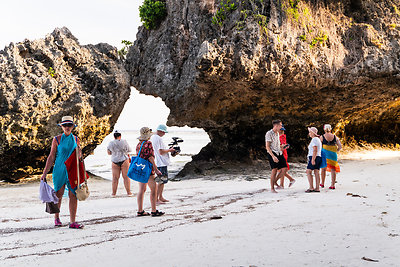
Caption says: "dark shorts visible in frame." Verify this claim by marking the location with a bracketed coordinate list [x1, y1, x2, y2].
[307, 156, 322, 170]
[267, 152, 287, 170]
[155, 166, 168, 184]
[112, 160, 127, 167]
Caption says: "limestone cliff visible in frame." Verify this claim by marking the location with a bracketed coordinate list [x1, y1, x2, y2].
[0, 27, 130, 181]
[126, 0, 400, 170]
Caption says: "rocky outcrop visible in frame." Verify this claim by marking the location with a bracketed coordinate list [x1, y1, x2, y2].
[0, 27, 130, 181]
[126, 0, 400, 170]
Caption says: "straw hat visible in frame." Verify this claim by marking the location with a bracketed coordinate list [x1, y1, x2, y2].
[58, 116, 76, 127]
[138, 127, 153, 140]
[308, 127, 319, 136]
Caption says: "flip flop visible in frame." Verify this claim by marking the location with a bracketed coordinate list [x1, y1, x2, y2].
[54, 218, 62, 227]
[329, 186, 335, 190]
[320, 184, 324, 188]
[305, 189, 314, 193]
[151, 210, 165, 217]
[137, 210, 150, 217]
[69, 222, 84, 229]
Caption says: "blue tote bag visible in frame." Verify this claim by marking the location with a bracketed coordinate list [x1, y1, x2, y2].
[127, 141, 153, 183]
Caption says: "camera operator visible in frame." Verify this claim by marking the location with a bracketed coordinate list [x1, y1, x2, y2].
[150, 124, 176, 203]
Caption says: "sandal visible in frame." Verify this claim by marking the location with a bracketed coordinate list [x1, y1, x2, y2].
[313, 190, 320, 193]
[151, 210, 165, 217]
[305, 189, 314, 193]
[137, 210, 150, 217]
[320, 184, 324, 188]
[329, 186, 335, 190]
[69, 222, 84, 229]
[54, 218, 62, 227]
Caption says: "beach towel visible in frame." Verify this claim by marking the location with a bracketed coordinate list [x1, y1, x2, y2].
[53, 133, 77, 193]
[64, 148, 89, 189]
[322, 144, 340, 172]
[39, 180, 59, 204]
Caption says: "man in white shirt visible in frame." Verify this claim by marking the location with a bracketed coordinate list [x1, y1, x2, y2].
[150, 124, 176, 203]
[265, 119, 288, 193]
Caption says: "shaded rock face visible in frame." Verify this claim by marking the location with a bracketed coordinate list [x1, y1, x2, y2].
[127, 0, 400, 169]
[0, 27, 130, 181]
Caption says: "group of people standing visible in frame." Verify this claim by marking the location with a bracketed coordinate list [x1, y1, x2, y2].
[106, 125, 176, 217]
[41, 116, 176, 228]
[265, 120, 342, 193]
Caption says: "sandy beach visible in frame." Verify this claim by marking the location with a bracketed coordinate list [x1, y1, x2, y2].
[1, 150, 399, 266]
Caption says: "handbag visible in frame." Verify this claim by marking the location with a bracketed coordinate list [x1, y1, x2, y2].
[45, 202, 60, 214]
[73, 146, 90, 201]
[127, 141, 153, 183]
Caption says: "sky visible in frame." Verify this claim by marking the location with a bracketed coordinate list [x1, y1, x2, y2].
[0, 0, 175, 131]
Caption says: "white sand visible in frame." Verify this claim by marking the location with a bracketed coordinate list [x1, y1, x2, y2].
[1, 151, 399, 266]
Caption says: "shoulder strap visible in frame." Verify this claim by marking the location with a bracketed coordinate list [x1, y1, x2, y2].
[54, 136, 60, 145]
[138, 141, 145, 157]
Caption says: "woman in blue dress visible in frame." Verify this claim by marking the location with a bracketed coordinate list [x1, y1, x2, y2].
[41, 116, 83, 229]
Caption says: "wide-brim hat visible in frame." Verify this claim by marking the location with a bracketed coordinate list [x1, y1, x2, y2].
[138, 127, 153, 140]
[308, 127, 319, 136]
[58, 116, 76, 127]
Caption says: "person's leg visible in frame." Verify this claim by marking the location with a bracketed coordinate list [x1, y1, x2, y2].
[277, 167, 287, 185]
[121, 161, 132, 195]
[314, 169, 320, 191]
[306, 169, 314, 190]
[330, 170, 336, 188]
[68, 190, 78, 223]
[270, 169, 278, 193]
[285, 172, 295, 182]
[147, 176, 157, 212]
[278, 170, 284, 188]
[137, 182, 147, 212]
[157, 183, 165, 202]
[55, 185, 66, 220]
[111, 162, 121, 196]
[321, 167, 326, 187]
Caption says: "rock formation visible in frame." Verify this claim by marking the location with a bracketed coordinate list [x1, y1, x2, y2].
[0, 27, 130, 182]
[126, 0, 400, 171]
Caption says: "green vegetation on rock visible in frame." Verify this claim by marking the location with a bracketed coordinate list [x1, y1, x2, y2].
[118, 40, 133, 59]
[139, 0, 167, 30]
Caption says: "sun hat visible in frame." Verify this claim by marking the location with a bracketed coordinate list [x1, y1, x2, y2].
[138, 127, 153, 140]
[308, 127, 319, 136]
[58, 116, 76, 127]
[324, 124, 332, 131]
[156, 124, 168, 133]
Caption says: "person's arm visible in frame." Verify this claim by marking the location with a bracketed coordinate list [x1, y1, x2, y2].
[312, 146, 317, 165]
[159, 148, 175, 155]
[76, 137, 83, 159]
[40, 138, 58, 181]
[266, 141, 279, 163]
[148, 156, 162, 176]
[336, 136, 342, 152]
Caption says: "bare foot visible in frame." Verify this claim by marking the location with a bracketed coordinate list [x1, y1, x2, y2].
[156, 201, 166, 205]
[111, 194, 116, 198]
[127, 193, 133, 197]
[159, 198, 169, 202]
[271, 189, 278, 193]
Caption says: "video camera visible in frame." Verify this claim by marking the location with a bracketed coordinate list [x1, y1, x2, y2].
[168, 137, 183, 157]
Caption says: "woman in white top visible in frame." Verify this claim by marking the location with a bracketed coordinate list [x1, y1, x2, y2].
[306, 127, 322, 193]
[107, 130, 132, 196]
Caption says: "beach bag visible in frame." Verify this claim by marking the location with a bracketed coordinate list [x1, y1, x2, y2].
[39, 180, 59, 204]
[65, 146, 90, 201]
[127, 141, 153, 183]
[45, 202, 60, 214]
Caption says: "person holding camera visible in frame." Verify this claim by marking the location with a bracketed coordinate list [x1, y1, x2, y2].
[150, 124, 176, 204]
[278, 125, 296, 188]
[107, 130, 132, 197]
